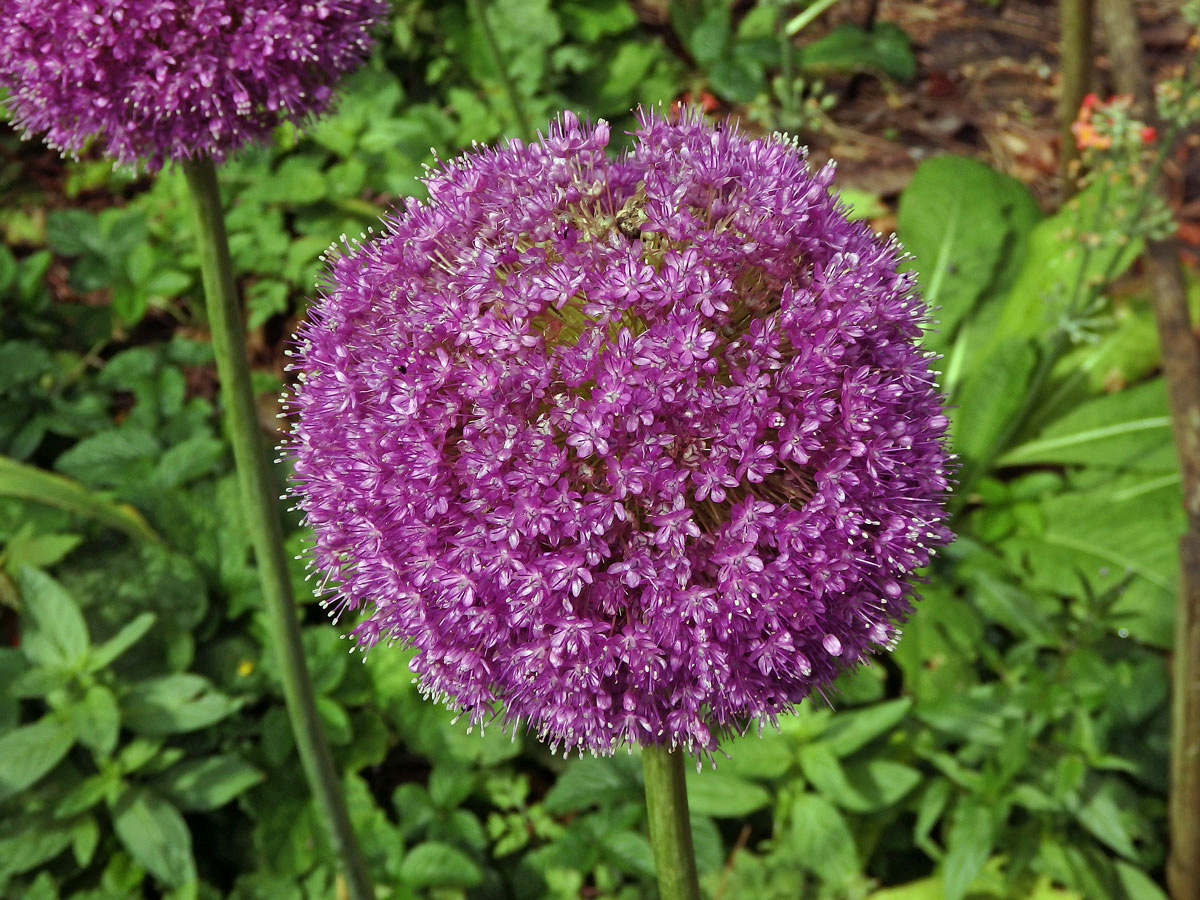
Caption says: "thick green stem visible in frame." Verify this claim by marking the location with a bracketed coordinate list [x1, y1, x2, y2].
[181, 156, 374, 900]
[642, 745, 701, 900]
[466, 0, 534, 143]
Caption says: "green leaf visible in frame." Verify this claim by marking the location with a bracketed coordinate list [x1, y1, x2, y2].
[787, 792, 859, 885]
[992, 183, 1143, 346]
[708, 51, 764, 102]
[154, 754, 265, 811]
[45, 210, 101, 257]
[798, 23, 916, 81]
[56, 772, 119, 817]
[999, 379, 1173, 470]
[0, 814, 74, 881]
[685, 769, 772, 817]
[120, 674, 240, 735]
[68, 684, 121, 756]
[1, 528, 82, 570]
[111, 787, 197, 887]
[1074, 779, 1139, 859]
[820, 698, 912, 757]
[719, 729, 793, 779]
[151, 435, 225, 490]
[0, 458, 158, 541]
[54, 428, 161, 489]
[897, 156, 1038, 353]
[941, 799, 996, 900]
[16, 567, 89, 670]
[544, 755, 642, 813]
[72, 815, 101, 867]
[799, 744, 921, 812]
[88, 612, 156, 672]
[399, 841, 484, 889]
[0, 715, 76, 803]
[950, 338, 1037, 467]
[1005, 474, 1179, 646]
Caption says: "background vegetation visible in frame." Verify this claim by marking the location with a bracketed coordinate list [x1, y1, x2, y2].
[0, 0, 1188, 898]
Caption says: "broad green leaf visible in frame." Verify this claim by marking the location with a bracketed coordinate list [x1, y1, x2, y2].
[72, 816, 101, 868]
[915, 686, 1008, 746]
[719, 729, 793, 779]
[1005, 474, 1179, 646]
[0, 456, 158, 542]
[1, 528, 82, 570]
[69, 684, 121, 756]
[120, 674, 240, 735]
[992, 183, 1143, 346]
[941, 799, 996, 900]
[0, 715, 76, 803]
[787, 792, 859, 885]
[154, 755, 265, 811]
[820, 698, 912, 757]
[16, 567, 89, 670]
[88, 612, 156, 672]
[56, 772, 118, 817]
[111, 787, 197, 887]
[685, 769, 772, 817]
[868, 877, 945, 899]
[799, 744, 920, 812]
[54, 428, 160, 489]
[950, 337, 1037, 468]
[600, 829, 656, 879]
[544, 755, 642, 813]
[399, 841, 484, 889]
[1115, 861, 1170, 900]
[0, 814, 74, 880]
[1075, 779, 1139, 859]
[999, 379, 1173, 470]
[798, 23, 916, 81]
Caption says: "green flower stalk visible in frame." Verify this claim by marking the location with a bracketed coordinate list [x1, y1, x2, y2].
[0, 3, 387, 897]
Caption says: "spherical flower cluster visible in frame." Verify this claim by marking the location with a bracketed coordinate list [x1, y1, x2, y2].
[289, 110, 952, 755]
[0, 0, 386, 169]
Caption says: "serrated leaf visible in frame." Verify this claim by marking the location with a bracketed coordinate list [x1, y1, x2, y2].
[685, 769, 772, 817]
[154, 754, 264, 812]
[69, 684, 120, 756]
[111, 787, 196, 887]
[399, 841, 483, 889]
[798, 23, 916, 81]
[799, 744, 921, 812]
[0, 715, 76, 803]
[120, 674, 240, 735]
[88, 612, 156, 672]
[544, 755, 643, 813]
[54, 428, 161, 489]
[1075, 779, 1139, 859]
[941, 799, 996, 900]
[16, 567, 89, 670]
[820, 698, 912, 757]
[788, 792, 859, 885]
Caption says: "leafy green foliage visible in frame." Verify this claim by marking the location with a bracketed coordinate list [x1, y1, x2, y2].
[0, 3, 1177, 899]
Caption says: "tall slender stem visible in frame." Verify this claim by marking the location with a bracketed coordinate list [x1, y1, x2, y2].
[1096, 3, 1200, 898]
[466, 0, 534, 143]
[642, 744, 701, 900]
[181, 156, 375, 900]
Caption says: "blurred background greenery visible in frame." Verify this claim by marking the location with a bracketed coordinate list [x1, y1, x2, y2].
[0, 0, 1194, 898]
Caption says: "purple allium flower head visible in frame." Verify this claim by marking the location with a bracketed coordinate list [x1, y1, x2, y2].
[288, 110, 953, 755]
[0, 0, 387, 170]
